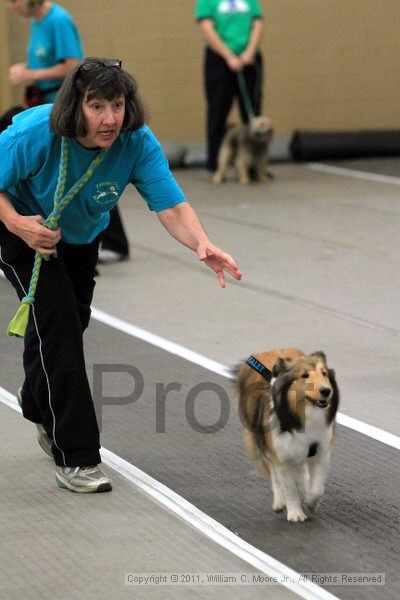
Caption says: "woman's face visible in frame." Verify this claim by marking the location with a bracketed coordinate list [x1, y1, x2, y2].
[77, 94, 126, 149]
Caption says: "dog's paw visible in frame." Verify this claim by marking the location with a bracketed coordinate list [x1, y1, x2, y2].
[258, 174, 270, 184]
[239, 178, 250, 185]
[306, 498, 321, 513]
[272, 501, 286, 513]
[286, 508, 308, 522]
[212, 173, 223, 185]
[306, 489, 324, 513]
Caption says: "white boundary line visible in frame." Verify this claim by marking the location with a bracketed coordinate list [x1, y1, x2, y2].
[2, 279, 398, 451]
[1, 271, 399, 449]
[91, 308, 232, 379]
[306, 162, 400, 186]
[92, 308, 400, 452]
[336, 413, 400, 450]
[0, 386, 336, 600]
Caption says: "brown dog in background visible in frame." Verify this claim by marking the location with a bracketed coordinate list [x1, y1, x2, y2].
[212, 116, 274, 185]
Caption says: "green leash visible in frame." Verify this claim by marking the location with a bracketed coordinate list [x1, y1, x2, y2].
[7, 137, 109, 338]
[236, 60, 262, 120]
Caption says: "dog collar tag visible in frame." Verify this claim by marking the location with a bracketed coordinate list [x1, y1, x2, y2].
[246, 355, 273, 382]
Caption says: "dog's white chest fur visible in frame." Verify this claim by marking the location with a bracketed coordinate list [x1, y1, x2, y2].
[272, 408, 333, 463]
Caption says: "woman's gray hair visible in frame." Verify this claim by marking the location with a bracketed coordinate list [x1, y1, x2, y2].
[50, 57, 147, 138]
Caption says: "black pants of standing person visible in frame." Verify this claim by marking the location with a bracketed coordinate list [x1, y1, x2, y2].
[204, 47, 263, 172]
[0, 222, 102, 467]
[100, 205, 129, 258]
[0, 106, 25, 134]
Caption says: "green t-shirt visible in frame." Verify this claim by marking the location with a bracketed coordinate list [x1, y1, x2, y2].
[195, 0, 263, 55]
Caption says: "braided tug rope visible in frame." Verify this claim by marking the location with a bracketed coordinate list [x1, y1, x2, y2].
[7, 137, 109, 338]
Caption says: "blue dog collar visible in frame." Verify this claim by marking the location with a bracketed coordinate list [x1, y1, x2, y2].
[246, 355, 273, 382]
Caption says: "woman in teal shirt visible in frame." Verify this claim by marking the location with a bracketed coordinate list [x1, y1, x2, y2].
[0, 58, 242, 494]
[195, 0, 264, 171]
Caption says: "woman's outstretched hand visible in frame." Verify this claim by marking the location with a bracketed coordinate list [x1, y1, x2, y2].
[197, 243, 242, 288]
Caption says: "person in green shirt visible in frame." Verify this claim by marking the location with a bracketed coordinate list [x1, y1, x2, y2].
[195, 0, 264, 172]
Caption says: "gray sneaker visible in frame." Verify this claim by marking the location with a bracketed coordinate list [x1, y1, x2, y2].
[55, 465, 112, 493]
[17, 387, 53, 458]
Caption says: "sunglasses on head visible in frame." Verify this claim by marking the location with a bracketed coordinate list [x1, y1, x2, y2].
[79, 59, 122, 72]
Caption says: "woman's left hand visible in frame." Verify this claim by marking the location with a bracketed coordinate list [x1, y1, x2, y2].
[9, 63, 32, 85]
[197, 243, 242, 288]
[240, 51, 254, 67]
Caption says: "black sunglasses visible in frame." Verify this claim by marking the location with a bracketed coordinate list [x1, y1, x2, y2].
[79, 59, 122, 72]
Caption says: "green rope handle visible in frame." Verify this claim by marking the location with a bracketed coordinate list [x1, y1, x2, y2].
[237, 60, 262, 121]
[7, 137, 109, 338]
[237, 70, 255, 120]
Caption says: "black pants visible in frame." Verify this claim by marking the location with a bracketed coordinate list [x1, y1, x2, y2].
[0, 106, 25, 134]
[101, 205, 129, 256]
[204, 47, 263, 171]
[0, 223, 101, 467]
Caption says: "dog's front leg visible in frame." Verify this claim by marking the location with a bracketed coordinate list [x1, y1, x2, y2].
[235, 157, 250, 185]
[269, 463, 286, 512]
[297, 463, 310, 499]
[212, 146, 232, 185]
[254, 157, 270, 183]
[277, 464, 307, 522]
[306, 452, 330, 513]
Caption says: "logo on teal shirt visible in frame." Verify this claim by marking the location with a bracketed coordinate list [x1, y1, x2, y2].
[93, 181, 121, 205]
[35, 47, 47, 57]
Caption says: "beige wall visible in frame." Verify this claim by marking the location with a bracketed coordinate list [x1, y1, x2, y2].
[0, 3, 12, 109]
[3, 0, 400, 140]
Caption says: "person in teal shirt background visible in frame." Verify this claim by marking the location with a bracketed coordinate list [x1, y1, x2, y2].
[195, 0, 264, 171]
[7, 0, 83, 103]
[0, 58, 242, 494]
[5, 0, 130, 264]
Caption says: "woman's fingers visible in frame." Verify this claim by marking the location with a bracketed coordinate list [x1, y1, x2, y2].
[36, 246, 58, 256]
[14, 216, 61, 250]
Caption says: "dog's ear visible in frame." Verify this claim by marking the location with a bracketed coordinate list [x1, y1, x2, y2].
[327, 368, 339, 424]
[311, 351, 327, 364]
[272, 356, 293, 377]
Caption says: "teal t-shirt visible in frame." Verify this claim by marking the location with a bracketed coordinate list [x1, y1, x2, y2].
[195, 0, 263, 55]
[27, 3, 83, 101]
[0, 105, 186, 244]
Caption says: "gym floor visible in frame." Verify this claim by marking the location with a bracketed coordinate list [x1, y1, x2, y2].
[1, 158, 399, 599]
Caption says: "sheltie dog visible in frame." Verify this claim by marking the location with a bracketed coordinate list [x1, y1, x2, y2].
[237, 348, 339, 522]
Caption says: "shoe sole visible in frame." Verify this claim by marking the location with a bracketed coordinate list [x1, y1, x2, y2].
[56, 475, 112, 493]
[36, 423, 53, 458]
[37, 430, 53, 458]
[18, 388, 53, 459]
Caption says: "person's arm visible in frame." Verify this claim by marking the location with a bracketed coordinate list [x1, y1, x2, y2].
[0, 192, 61, 254]
[157, 202, 242, 287]
[9, 58, 79, 86]
[240, 19, 263, 66]
[198, 19, 242, 72]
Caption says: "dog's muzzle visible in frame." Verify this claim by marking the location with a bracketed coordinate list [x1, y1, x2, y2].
[316, 387, 331, 408]
[316, 399, 329, 408]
